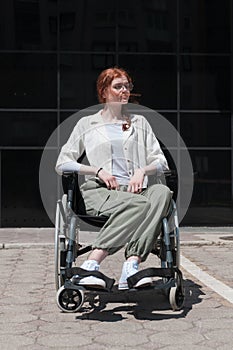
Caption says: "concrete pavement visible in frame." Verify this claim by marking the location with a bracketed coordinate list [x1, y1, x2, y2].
[0, 227, 233, 349]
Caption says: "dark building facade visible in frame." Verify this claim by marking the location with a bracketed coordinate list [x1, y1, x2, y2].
[0, 0, 232, 227]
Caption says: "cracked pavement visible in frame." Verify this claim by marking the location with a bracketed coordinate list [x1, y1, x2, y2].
[0, 227, 233, 349]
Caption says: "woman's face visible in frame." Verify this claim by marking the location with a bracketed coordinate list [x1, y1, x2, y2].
[103, 76, 133, 104]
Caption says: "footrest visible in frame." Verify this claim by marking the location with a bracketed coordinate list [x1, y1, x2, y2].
[65, 267, 115, 292]
[127, 267, 175, 289]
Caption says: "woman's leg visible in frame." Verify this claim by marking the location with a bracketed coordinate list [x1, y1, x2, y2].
[124, 184, 172, 262]
[82, 179, 151, 255]
[81, 181, 171, 288]
[82, 181, 171, 259]
[118, 184, 172, 289]
[92, 192, 151, 255]
[87, 248, 109, 264]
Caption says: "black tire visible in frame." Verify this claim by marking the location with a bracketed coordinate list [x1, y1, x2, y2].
[56, 286, 84, 313]
[169, 286, 185, 311]
[55, 196, 67, 290]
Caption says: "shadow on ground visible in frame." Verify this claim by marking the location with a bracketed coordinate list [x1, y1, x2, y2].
[75, 279, 204, 321]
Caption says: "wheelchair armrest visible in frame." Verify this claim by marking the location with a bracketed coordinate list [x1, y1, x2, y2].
[62, 171, 78, 177]
[62, 171, 87, 216]
[62, 172, 77, 203]
[62, 170, 176, 177]
[61, 169, 177, 217]
[61, 172, 107, 225]
[163, 170, 177, 178]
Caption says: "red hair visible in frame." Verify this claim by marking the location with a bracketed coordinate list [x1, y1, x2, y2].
[96, 67, 132, 103]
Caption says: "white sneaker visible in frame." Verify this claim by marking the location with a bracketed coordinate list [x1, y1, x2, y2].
[118, 260, 153, 290]
[71, 260, 106, 289]
[81, 259, 100, 271]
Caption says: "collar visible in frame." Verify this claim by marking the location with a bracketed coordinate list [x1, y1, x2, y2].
[89, 109, 141, 143]
[89, 109, 139, 125]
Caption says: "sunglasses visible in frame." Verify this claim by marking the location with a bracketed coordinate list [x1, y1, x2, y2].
[112, 83, 134, 92]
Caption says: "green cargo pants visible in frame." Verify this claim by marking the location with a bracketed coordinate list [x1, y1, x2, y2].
[81, 178, 172, 262]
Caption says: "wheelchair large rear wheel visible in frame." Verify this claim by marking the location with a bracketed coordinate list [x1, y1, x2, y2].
[55, 195, 67, 290]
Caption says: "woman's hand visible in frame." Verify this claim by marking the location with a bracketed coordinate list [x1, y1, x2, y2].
[97, 168, 119, 190]
[127, 168, 145, 193]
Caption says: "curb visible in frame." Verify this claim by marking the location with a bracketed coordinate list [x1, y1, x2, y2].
[0, 243, 54, 249]
[1, 240, 232, 249]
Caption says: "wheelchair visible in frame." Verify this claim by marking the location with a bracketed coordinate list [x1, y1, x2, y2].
[55, 171, 185, 313]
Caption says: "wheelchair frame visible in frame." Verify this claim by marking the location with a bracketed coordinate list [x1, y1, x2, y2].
[55, 172, 185, 313]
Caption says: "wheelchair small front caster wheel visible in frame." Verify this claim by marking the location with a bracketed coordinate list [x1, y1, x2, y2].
[169, 286, 185, 311]
[56, 286, 84, 313]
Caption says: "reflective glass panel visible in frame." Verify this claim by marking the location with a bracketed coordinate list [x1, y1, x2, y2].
[0, 53, 57, 108]
[60, 54, 115, 109]
[59, 0, 116, 51]
[1, 151, 52, 227]
[0, 112, 57, 147]
[162, 112, 177, 129]
[180, 113, 231, 147]
[180, 0, 230, 53]
[119, 55, 177, 109]
[182, 150, 233, 225]
[190, 150, 231, 205]
[0, 0, 57, 50]
[180, 56, 230, 110]
[118, 0, 177, 52]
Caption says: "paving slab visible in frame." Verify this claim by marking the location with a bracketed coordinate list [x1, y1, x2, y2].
[0, 227, 233, 349]
[0, 226, 233, 248]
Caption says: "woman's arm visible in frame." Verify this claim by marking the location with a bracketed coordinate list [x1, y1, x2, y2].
[55, 120, 85, 175]
[58, 162, 119, 190]
[57, 160, 100, 176]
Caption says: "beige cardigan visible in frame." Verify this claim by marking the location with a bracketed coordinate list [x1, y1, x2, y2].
[56, 110, 168, 187]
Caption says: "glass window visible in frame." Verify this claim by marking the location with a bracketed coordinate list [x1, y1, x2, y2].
[0, 53, 57, 108]
[180, 55, 230, 110]
[1, 151, 52, 227]
[180, 113, 231, 147]
[190, 150, 231, 205]
[59, 0, 116, 51]
[0, 112, 57, 147]
[182, 150, 233, 225]
[0, 0, 57, 51]
[119, 55, 177, 109]
[180, 0, 231, 53]
[162, 112, 177, 129]
[60, 111, 75, 123]
[118, 0, 177, 52]
[60, 54, 115, 109]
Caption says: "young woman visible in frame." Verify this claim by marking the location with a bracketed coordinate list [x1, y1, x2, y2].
[56, 67, 172, 290]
